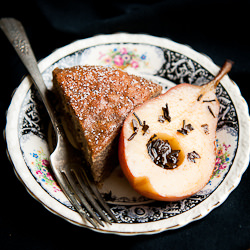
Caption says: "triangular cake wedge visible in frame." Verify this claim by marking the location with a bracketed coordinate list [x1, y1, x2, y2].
[52, 65, 162, 182]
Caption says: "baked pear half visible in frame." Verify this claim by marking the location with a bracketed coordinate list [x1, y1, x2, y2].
[118, 60, 233, 201]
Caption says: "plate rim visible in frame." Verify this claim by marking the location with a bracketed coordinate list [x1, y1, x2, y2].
[5, 33, 250, 235]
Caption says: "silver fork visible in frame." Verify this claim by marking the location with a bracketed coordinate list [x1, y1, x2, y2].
[0, 17, 117, 228]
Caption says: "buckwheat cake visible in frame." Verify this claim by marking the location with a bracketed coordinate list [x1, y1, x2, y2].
[52, 65, 162, 183]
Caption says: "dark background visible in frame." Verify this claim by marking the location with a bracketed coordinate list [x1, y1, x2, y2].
[1, 0, 250, 249]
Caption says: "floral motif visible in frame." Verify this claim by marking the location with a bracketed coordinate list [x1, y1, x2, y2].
[99, 47, 148, 69]
[30, 148, 61, 192]
[212, 139, 231, 179]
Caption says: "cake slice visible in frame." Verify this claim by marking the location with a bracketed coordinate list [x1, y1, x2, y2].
[52, 65, 162, 182]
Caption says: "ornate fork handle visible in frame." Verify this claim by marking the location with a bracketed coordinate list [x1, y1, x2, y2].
[0, 18, 61, 135]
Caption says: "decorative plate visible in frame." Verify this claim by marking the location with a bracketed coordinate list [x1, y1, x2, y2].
[5, 33, 250, 235]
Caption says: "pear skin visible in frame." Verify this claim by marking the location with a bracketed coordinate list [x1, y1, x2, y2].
[118, 60, 233, 201]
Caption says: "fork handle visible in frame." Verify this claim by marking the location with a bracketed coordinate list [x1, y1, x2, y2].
[0, 18, 61, 135]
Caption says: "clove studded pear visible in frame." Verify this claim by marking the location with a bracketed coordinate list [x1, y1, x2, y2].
[118, 60, 233, 201]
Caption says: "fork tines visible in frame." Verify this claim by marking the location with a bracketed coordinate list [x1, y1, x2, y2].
[51, 154, 118, 228]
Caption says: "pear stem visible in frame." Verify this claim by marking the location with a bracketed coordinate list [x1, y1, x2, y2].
[213, 59, 234, 86]
[207, 59, 234, 89]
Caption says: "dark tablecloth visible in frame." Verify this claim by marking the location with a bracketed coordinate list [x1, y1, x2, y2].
[1, 1, 250, 249]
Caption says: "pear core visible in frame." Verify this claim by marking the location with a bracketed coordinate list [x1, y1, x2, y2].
[146, 133, 184, 169]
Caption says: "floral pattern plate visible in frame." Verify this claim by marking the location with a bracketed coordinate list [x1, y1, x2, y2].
[5, 33, 250, 235]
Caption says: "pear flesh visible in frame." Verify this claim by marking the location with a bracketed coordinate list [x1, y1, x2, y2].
[118, 61, 233, 201]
